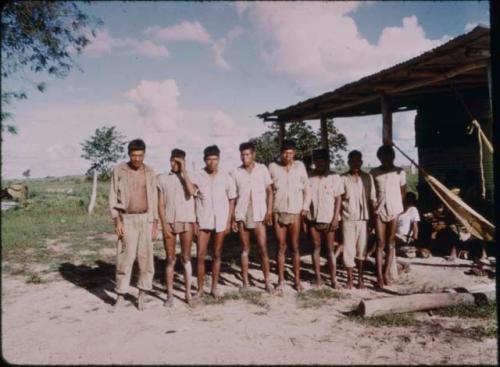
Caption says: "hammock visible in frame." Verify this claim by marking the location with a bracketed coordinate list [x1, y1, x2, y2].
[393, 144, 495, 242]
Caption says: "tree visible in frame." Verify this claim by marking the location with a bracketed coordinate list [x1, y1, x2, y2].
[81, 126, 126, 180]
[22, 169, 31, 178]
[249, 120, 348, 167]
[1, 1, 101, 135]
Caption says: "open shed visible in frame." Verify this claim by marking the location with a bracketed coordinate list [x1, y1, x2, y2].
[257, 26, 492, 217]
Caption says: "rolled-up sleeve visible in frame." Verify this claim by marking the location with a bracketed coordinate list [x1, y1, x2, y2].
[369, 173, 377, 203]
[227, 173, 237, 200]
[109, 167, 119, 219]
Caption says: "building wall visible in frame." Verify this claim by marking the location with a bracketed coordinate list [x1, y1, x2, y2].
[415, 91, 493, 219]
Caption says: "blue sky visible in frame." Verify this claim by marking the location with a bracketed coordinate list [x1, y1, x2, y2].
[2, 1, 490, 178]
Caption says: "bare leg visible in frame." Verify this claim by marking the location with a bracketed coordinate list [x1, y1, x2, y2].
[289, 215, 303, 291]
[164, 229, 177, 307]
[210, 231, 226, 298]
[238, 223, 251, 288]
[254, 222, 273, 293]
[137, 289, 145, 311]
[375, 218, 386, 288]
[180, 228, 193, 305]
[324, 230, 338, 288]
[308, 225, 322, 288]
[274, 220, 287, 292]
[356, 259, 365, 289]
[195, 230, 211, 298]
[383, 219, 398, 286]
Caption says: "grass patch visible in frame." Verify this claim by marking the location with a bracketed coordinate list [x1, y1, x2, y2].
[350, 312, 419, 327]
[433, 301, 496, 319]
[473, 324, 498, 340]
[201, 289, 269, 309]
[296, 287, 345, 308]
[25, 272, 45, 284]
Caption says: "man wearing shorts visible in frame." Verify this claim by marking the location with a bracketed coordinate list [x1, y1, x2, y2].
[370, 145, 406, 288]
[192, 145, 237, 299]
[157, 149, 197, 306]
[268, 140, 311, 292]
[306, 148, 343, 289]
[341, 150, 376, 289]
[231, 142, 274, 293]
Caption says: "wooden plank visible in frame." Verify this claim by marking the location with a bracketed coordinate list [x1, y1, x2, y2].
[278, 121, 285, 149]
[381, 93, 393, 145]
[320, 116, 328, 149]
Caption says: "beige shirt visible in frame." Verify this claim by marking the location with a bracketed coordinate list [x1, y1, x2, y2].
[308, 172, 344, 223]
[269, 160, 311, 214]
[192, 169, 237, 232]
[109, 162, 158, 223]
[370, 166, 406, 220]
[125, 165, 148, 213]
[157, 171, 196, 223]
[231, 163, 272, 222]
[341, 171, 376, 221]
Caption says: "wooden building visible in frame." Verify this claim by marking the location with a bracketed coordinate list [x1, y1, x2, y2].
[258, 26, 492, 217]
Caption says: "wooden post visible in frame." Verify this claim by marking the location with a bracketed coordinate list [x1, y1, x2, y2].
[88, 169, 98, 216]
[278, 121, 285, 148]
[320, 115, 329, 149]
[380, 93, 393, 145]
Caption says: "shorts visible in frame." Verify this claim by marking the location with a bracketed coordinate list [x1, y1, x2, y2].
[167, 222, 193, 234]
[274, 212, 299, 226]
[306, 219, 333, 232]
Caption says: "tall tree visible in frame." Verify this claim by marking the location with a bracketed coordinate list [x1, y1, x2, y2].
[249, 120, 348, 167]
[81, 126, 126, 180]
[1, 1, 101, 135]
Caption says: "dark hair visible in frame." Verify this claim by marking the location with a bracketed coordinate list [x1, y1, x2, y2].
[376, 144, 395, 159]
[347, 150, 362, 160]
[281, 139, 296, 151]
[239, 142, 255, 152]
[404, 192, 417, 206]
[203, 145, 220, 158]
[128, 139, 146, 153]
[312, 148, 329, 160]
[171, 148, 186, 158]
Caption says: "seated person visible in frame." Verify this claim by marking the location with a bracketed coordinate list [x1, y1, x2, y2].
[396, 192, 420, 247]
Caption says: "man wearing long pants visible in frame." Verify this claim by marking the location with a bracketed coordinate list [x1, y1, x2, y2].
[109, 139, 159, 311]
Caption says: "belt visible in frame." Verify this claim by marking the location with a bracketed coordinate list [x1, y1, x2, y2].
[123, 210, 148, 215]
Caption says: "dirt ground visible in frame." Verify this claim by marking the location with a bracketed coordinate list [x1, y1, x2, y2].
[2, 239, 497, 365]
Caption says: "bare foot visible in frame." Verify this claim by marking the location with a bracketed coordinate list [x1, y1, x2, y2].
[193, 291, 204, 300]
[345, 281, 354, 290]
[239, 283, 249, 292]
[383, 274, 392, 286]
[357, 281, 366, 289]
[294, 282, 304, 292]
[163, 296, 173, 308]
[185, 294, 193, 307]
[331, 280, 342, 290]
[313, 281, 322, 289]
[265, 283, 274, 295]
[275, 282, 285, 293]
[374, 279, 385, 290]
[137, 294, 145, 311]
[211, 289, 222, 299]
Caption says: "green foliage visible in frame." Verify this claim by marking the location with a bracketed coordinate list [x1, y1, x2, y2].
[352, 313, 419, 327]
[433, 301, 496, 319]
[249, 119, 347, 167]
[1, 1, 101, 133]
[296, 287, 346, 308]
[81, 126, 126, 179]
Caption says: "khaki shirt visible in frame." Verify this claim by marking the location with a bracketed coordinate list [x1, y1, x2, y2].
[192, 169, 237, 232]
[269, 161, 311, 214]
[232, 163, 272, 222]
[308, 172, 344, 223]
[370, 166, 406, 220]
[157, 171, 196, 223]
[341, 171, 376, 221]
[109, 162, 158, 223]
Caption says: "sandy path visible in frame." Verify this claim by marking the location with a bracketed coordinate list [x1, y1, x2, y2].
[2, 256, 497, 365]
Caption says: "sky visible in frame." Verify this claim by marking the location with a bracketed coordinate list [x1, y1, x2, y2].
[1, 1, 490, 178]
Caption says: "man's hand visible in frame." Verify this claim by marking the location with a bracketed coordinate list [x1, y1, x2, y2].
[115, 219, 124, 239]
[231, 219, 239, 233]
[265, 211, 273, 226]
[193, 222, 199, 237]
[174, 157, 185, 172]
[329, 217, 339, 232]
[152, 221, 158, 241]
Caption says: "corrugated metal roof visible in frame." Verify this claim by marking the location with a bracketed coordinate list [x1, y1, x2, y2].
[258, 26, 490, 122]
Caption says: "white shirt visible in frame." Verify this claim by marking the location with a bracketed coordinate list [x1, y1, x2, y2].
[157, 171, 196, 223]
[308, 172, 344, 223]
[397, 206, 420, 237]
[341, 171, 376, 221]
[192, 169, 237, 232]
[231, 163, 272, 222]
[269, 161, 311, 214]
[370, 166, 406, 220]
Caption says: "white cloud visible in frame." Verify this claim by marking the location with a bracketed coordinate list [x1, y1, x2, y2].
[239, 3, 447, 94]
[211, 27, 244, 69]
[84, 29, 169, 58]
[145, 21, 212, 44]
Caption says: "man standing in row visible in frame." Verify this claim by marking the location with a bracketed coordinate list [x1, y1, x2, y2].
[269, 140, 311, 292]
[231, 142, 274, 293]
[109, 139, 158, 311]
[192, 145, 237, 299]
[341, 150, 376, 289]
[157, 149, 197, 306]
[306, 148, 344, 289]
